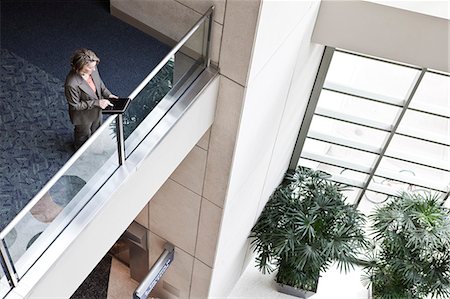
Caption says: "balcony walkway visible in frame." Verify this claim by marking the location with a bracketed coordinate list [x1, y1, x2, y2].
[0, 0, 170, 231]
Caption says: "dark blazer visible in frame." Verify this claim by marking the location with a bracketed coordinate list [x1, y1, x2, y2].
[64, 69, 112, 125]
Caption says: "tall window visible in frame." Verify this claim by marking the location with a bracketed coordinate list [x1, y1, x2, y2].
[290, 47, 450, 212]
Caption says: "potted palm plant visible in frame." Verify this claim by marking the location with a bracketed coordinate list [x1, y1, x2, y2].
[361, 191, 450, 299]
[250, 166, 367, 298]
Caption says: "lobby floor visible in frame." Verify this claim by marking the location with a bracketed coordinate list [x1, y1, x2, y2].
[107, 257, 139, 299]
[229, 256, 369, 299]
[72, 254, 137, 299]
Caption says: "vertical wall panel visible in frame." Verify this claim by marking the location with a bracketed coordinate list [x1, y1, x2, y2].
[203, 77, 244, 208]
[209, 1, 323, 297]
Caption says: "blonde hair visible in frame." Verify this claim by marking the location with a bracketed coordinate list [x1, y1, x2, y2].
[70, 48, 100, 72]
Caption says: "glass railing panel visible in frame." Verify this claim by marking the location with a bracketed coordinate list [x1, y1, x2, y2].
[172, 18, 207, 84]
[122, 57, 175, 140]
[0, 7, 214, 294]
[177, 16, 207, 71]
[175, 13, 208, 81]
[124, 12, 210, 156]
[1, 116, 120, 278]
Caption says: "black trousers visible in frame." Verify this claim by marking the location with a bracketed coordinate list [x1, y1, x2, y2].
[73, 117, 102, 150]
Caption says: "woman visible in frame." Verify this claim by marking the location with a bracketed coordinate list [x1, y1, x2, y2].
[64, 48, 118, 150]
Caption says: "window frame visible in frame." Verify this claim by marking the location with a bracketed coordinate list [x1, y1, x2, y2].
[289, 46, 450, 206]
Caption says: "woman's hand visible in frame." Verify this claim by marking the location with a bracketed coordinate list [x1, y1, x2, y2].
[99, 99, 113, 109]
[109, 94, 119, 99]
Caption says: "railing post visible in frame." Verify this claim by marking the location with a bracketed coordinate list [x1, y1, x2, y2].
[0, 239, 18, 288]
[204, 6, 214, 68]
[116, 114, 125, 165]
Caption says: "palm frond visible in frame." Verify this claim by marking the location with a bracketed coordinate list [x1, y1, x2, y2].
[363, 191, 450, 298]
[250, 166, 367, 291]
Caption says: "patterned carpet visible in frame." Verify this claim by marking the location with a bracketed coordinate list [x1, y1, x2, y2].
[0, 0, 170, 231]
[0, 0, 171, 296]
[1, 0, 170, 95]
[0, 49, 74, 231]
[71, 254, 113, 299]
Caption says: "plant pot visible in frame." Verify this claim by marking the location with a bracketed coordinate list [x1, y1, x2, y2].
[277, 283, 316, 298]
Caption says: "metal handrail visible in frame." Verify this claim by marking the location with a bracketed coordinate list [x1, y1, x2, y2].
[0, 114, 117, 240]
[128, 6, 214, 100]
[0, 5, 214, 241]
[0, 239, 17, 287]
[0, 5, 215, 293]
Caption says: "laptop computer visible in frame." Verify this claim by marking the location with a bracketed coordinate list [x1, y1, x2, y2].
[102, 98, 131, 114]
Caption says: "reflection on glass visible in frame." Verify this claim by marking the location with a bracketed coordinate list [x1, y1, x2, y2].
[317, 90, 400, 125]
[359, 175, 432, 217]
[310, 115, 389, 148]
[298, 159, 365, 205]
[364, 189, 389, 204]
[298, 159, 369, 184]
[366, 174, 426, 203]
[4, 119, 120, 278]
[123, 57, 175, 139]
[123, 17, 209, 150]
[0, 12, 214, 290]
[173, 19, 207, 86]
[377, 157, 450, 191]
[358, 190, 388, 217]
[371, 174, 416, 194]
[325, 51, 419, 100]
[180, 19, 207, 65]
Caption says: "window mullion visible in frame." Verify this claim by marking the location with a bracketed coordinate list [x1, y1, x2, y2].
[355, 69, 427, 206]
[289, 46, 335, 170]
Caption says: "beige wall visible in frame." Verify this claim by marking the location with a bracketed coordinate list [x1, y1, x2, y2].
[112, 0, 261, 297]
[112, 0, 321, 298]
[134, 131, 220, 298]
[111, 0, 225, 65]
[22, 73, 219, 299]
[100, 1, 448, 297]
[209, 1, 323, 297]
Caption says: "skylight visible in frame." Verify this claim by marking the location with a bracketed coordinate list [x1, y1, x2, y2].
[292, 47, 450, 212]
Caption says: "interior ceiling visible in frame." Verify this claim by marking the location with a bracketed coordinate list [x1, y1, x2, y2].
[366, 0, 450, 20]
